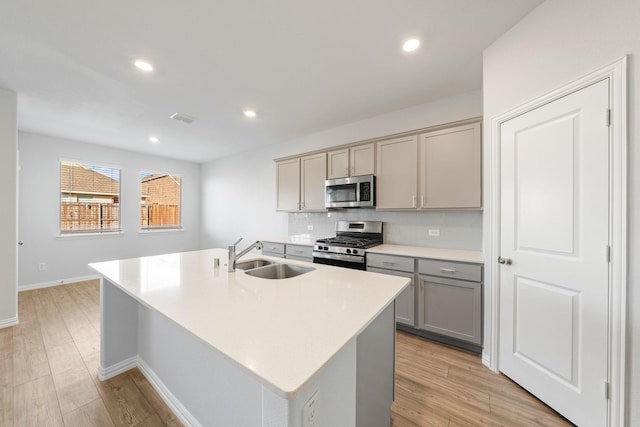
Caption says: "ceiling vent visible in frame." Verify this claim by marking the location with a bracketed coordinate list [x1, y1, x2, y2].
[169, 112, 195, 124]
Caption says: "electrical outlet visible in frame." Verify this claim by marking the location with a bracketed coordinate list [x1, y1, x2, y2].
[38, 262, 47, 271]
[428, 229, 440, 237]
[307, 225, 314, 231]
[302, 391, 319, 427]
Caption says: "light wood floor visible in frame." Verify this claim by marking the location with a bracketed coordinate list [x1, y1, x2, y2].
[1, 280, 573, 426]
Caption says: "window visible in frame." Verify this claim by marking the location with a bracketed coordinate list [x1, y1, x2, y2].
[60, 161, 121, 233]
[140, 171, 182, 230]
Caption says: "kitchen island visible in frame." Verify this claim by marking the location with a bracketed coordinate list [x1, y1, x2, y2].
[89, 248, 409, 427]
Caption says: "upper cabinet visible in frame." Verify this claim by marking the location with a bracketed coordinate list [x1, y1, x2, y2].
[276, 153, 326, 212]
[276, 119, 481, 211]
[327, 143, 375, 179]
[300, 153, 327, 211]
[376, 136, 418, 209]
[419, 123, 481, 209]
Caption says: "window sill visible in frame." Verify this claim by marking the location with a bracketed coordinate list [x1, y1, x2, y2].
[138, 228, 184, 235]
[57, 231, 124, 240]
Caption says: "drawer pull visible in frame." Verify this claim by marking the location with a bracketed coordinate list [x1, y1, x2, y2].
[293, 250, 304, 254]
[439, 268, 457, 273]
[383, 261, 397, 266]
[267, 247, 278, 250]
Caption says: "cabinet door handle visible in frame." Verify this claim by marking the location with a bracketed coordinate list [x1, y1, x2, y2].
[421, 195, 425, 208]
[412, 196, 417, 208]
[345, 168, 349, 175]
[439, 268, 457, 273]
[351, 166, 355, 174]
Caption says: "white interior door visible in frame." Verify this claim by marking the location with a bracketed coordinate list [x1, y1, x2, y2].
[499, 79, 610, 426]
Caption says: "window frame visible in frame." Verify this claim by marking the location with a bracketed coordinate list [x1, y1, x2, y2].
[59, 158, 122, 235]
[139, 169, 183, 231]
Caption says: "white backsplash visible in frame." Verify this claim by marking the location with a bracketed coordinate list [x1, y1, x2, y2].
[288, 210, 482, 250]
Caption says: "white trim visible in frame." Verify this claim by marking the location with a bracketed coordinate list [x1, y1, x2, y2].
[486, 56, 628, 427]
[56, 231, 124, 240]
[0, 316, 18, 329]
[137, 357, 202, 427]
[18, 274, 101, 292]
[98, 356, 137, 381]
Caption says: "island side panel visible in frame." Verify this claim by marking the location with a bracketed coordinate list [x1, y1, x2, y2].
[356, 302, 395, 427]
[137, 303, 275, 426]
[289, 339, 357, 427]
[100, 278, 139, 379]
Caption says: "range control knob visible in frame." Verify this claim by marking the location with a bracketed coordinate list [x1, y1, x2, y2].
[346, 249, 352, 254]
[323, 246, 328, 251]
[352, 249, 358, 255]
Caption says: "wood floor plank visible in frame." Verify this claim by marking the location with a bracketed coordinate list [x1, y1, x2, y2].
[13, 374, 64, 426]
[0, 326, 12, 360]
[95, 372, 156, 427]
[52, 364, 101, 415]
[12, 316, 50, 387]
[0, 356, 13, 426]
[62, 397, 115, 427]
[128, 369, 183, 427]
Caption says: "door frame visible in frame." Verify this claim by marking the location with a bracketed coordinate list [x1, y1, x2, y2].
[485, 56, 628, 426]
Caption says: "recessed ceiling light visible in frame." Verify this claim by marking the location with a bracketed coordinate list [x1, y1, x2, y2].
[244, 110, 257, 118]
[149, 136, 159, 143]
[134, 59, 154, 72]
[402, 39, 420, 52]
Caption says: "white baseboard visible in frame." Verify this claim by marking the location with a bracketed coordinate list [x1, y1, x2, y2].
[19, 274, 101, 292]
[0, 316, 18, 329]
[98, 356, 138, 381]
[137, 357, 202, 427]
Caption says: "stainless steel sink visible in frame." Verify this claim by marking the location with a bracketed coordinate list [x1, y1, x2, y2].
[244, 263, 315, 279]
[235, 259, 276, 270]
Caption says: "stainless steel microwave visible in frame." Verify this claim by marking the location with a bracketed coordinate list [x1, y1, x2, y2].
[325, 175, 376, 208]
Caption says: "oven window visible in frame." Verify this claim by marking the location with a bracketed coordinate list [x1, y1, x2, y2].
[326, 183, 357, 203]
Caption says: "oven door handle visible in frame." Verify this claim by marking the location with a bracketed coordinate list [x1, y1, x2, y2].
[312, 252, 365, 263]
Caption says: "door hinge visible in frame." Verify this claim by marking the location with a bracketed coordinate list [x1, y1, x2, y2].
[606, 245, 611, 263]
[604, 381, 610, 399]
[606, 108, 611, 127]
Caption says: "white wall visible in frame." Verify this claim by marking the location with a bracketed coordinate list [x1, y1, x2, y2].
[18, 132, 201, 288]
[482, 0, 639, 423]
[0, 88, 17, 326]
[201, 90, 483, 249]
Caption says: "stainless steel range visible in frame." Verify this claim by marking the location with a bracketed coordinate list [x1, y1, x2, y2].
[313, 221, 383, 270]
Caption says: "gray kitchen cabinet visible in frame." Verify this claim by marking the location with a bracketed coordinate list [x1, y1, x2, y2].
[367, 253, 415, 327]
[327, 143, 375, 179]
[419, 122, 482, 209]
[375, 135, 419, 209]
[284, 244, 313, 262]
[275, 153, 326, 212]
[261, 241, 285, 258]
[275, 158, 300, 211]
[417, 259, 482, 345]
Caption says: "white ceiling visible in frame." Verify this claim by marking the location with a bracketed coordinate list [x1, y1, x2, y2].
[0, 0, 543, 163]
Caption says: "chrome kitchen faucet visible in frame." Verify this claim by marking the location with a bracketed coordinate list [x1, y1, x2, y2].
[228, 238, 263, 272]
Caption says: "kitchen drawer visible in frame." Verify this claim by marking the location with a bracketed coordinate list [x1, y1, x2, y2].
[418, 259, 482, 282]
[262, 241, 285, 257]
[285, 244, 313, 259]
[367, 253, 414, 273]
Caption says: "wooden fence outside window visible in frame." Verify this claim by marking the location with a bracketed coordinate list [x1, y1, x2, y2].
[60, 202, 120, 232]
[140, 204, 181, 229]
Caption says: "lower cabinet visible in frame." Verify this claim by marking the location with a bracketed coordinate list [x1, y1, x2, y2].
[261, 241, 285, 258]
[417, 275, 482, 345]
[284, 244, 313, 262]
[368, 252, 483, 349]
[367, 254, 415, 327]
[417, 259, 483, 346]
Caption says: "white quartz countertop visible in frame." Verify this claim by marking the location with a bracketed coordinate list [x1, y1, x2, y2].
[89, 248, 408, 399]
[366, 244, 484, 264]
